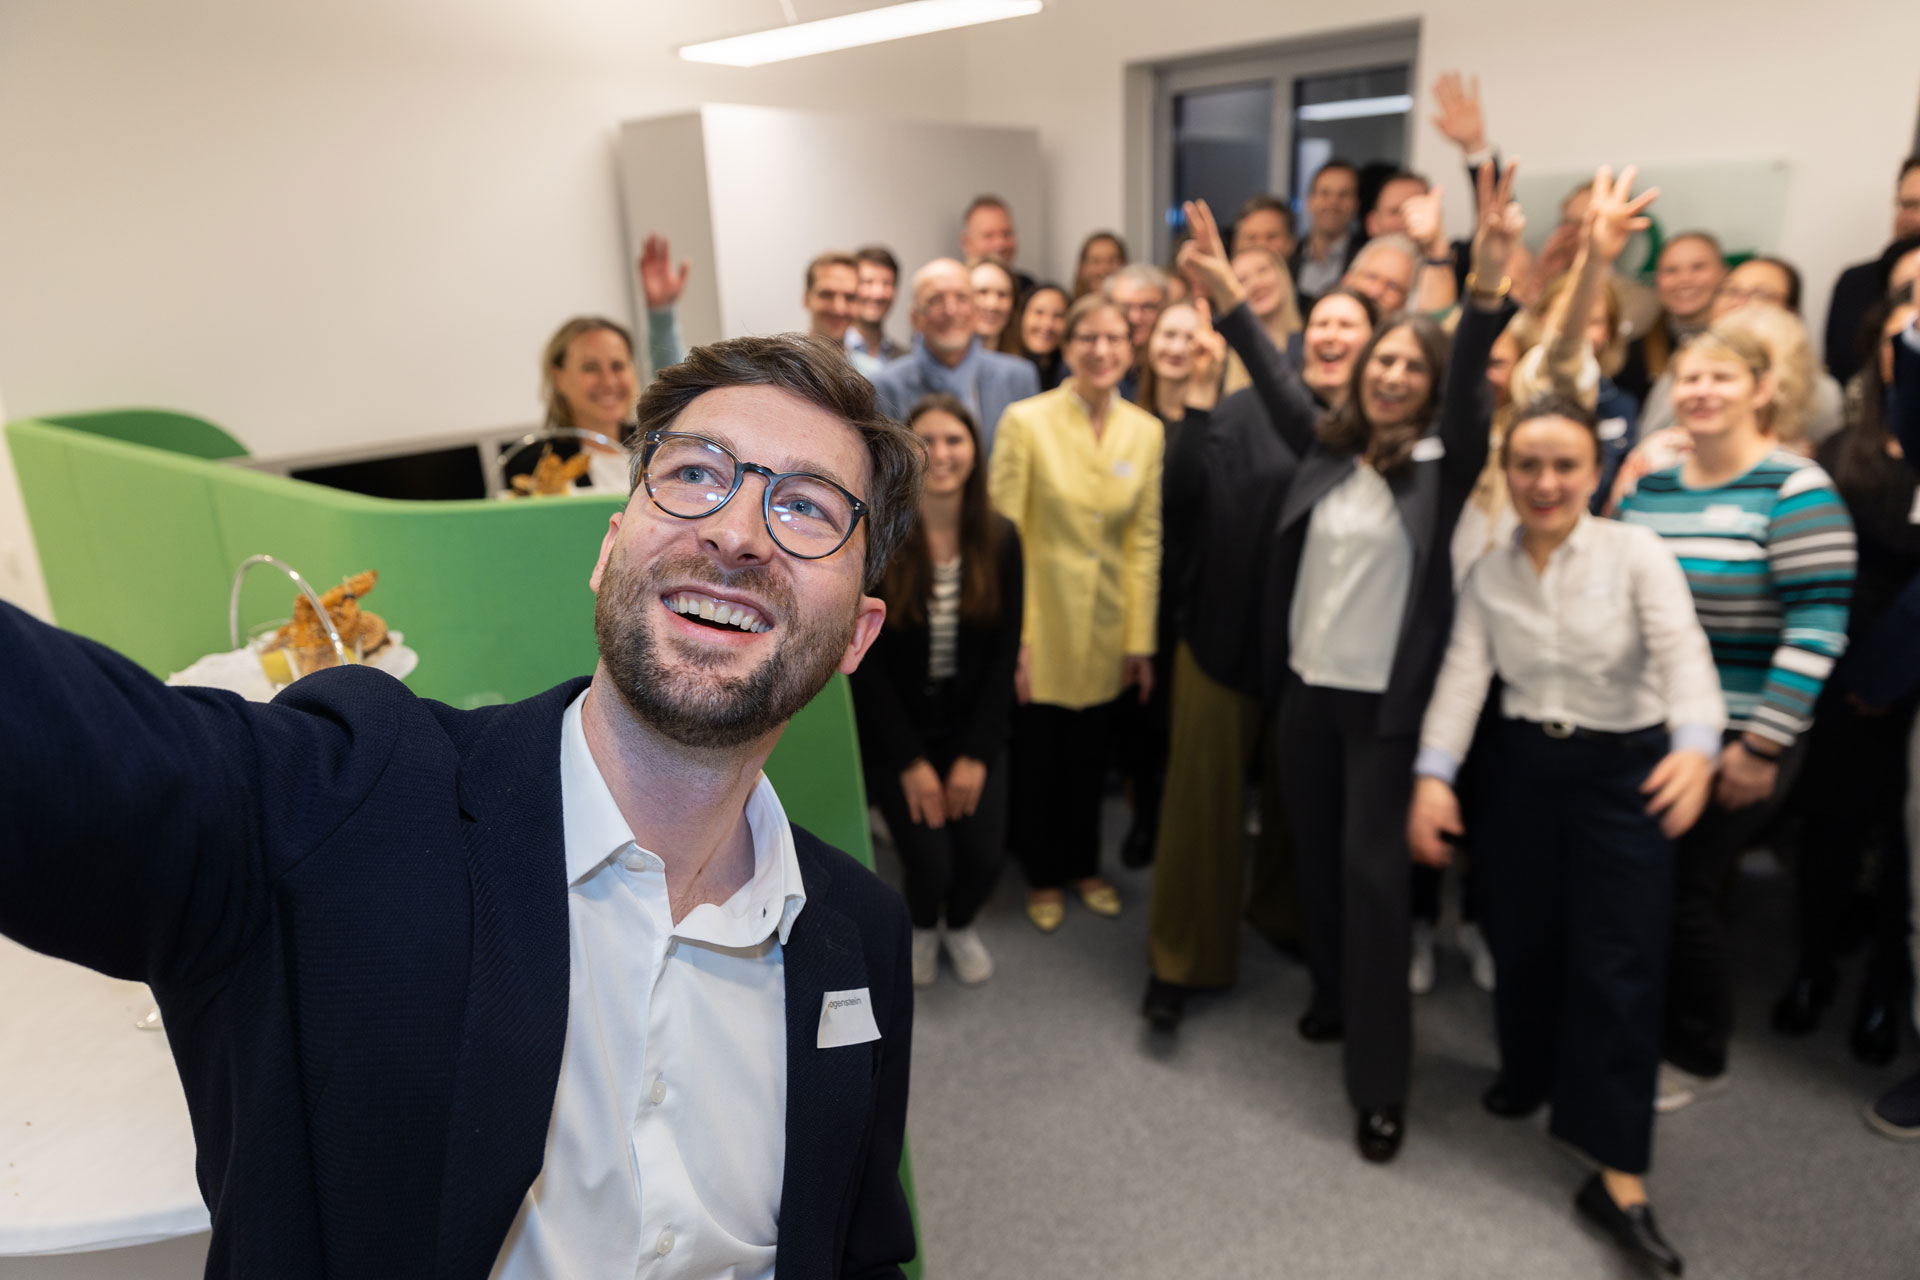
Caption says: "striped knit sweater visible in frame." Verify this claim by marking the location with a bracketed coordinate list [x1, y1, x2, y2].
[1617, 450, 1855, 746]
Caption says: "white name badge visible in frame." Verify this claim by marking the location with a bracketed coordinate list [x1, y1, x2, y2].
[1908, 487, 1920, 525]
[1598, 417, 1628, 442]
[1702, 504, 1744, 529]
[1112, 460, 1134, 479]
[817, 988, 882, 1049]
[1411, 436, 1446, 463]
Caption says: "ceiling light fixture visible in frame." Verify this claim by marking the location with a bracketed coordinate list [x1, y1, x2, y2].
[1295, 94, 1415, 124]
[679, 0, 1043, 68]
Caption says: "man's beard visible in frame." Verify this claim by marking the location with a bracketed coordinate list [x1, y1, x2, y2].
[594, 548, 855, 750]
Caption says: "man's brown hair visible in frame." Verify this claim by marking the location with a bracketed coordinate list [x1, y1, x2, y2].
[633, 335, 926, 590]
[805, 251, 860, 294]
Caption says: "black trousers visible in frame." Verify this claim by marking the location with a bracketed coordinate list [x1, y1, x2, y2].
[1663, 732, 1807, 1079]
[1278, 675, 1416, 1112]
[1011, 698, 1120, 890]
[870, 748, 1009, 931]
[1790, 692, 1918, 992]
[1479, 720, 1672, 1174]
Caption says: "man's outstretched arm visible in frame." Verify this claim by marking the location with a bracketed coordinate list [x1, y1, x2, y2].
[0, 600, 391, 986]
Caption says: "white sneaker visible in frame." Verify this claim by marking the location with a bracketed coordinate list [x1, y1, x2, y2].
[1655, 1062, 1729, 1113]
[944, 926, 994, 985]
[1457, 921, 1496, 992]
[1410, 922, 1437, 995]
[910, 928, 940, 988]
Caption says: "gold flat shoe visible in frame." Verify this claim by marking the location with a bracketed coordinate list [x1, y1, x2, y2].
[1026, 898, 1065, 932]
[1078, 884, 1122, 918]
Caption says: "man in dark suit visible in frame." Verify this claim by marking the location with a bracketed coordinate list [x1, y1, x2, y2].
[0, 334, 926, 1278]
[1823, 156, 1920, 382]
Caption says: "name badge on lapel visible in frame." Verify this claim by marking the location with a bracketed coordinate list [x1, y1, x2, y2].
[1112, 459, 1134, 479]
[818, 988, 882, 1048]
[1410, 437, 1445, 463]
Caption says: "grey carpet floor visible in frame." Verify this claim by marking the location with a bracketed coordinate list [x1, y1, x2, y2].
[879, 797, 1920, 1280]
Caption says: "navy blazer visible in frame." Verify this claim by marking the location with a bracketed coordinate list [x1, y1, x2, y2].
[1257, 301, 1511, 733]
[0, 601, 916, 1279]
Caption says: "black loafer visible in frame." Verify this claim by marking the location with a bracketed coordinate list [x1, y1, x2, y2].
[1141, 977, 1187, 1033]
[1850, 986, 1901, 1066]
[1297, 1011, 1344, 1043]
[1575, 1173, 1683, 1275]
[1481, 1078, 1541, 1119]
[1356, 1108, 1404, 1163]
[1770, 970, 1833, 1036]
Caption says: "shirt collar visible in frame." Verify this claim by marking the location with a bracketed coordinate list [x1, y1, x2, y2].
[1506, 511, 1596, 557]
[559, 690, 808, 946]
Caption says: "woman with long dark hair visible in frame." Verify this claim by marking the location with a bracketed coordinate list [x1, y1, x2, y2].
[1004, 283, 1069, 390]
[851, 394, 1023, 987]
[1072, 231, 1128, 300]
[1258, 162, 1524, 1163]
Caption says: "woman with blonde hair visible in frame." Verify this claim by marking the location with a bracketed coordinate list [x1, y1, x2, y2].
[991, 293, 1164, 931]
[969, 257, 1018, 352]
[1616, 322, 1856, 1114]
[527, 315, 640, 492]
[1221, 246, 1305, 397]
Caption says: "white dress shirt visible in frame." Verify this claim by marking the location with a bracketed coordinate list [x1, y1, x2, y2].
[1289, 462, 1414, 693]
[490, 691, 807, 1280]
[1416, 515, 1727, 783]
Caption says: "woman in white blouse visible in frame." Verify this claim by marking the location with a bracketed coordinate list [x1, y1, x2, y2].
[1408, 396, 1723, 1277]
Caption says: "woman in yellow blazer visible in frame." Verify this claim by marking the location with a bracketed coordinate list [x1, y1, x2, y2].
[989, 292, 1164, 931]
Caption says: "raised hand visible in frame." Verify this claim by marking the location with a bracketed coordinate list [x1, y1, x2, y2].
[1184, 298, 1228, 413]
[638, 233, 691, 311]
[1176, 199, 1246, 313]
[1400, 185, 1446, 258]
[1469, 160, 1524, 298]
[1429, 71, 1487, 155]
[1584, 164, 1659, 267]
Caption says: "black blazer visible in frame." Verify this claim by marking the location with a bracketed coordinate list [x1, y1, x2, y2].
[1165, 303, 1309, 697]
[1258, 300, 1511, 733]
[850, 517, 1023, 775]
[0, 602, 915, 1280]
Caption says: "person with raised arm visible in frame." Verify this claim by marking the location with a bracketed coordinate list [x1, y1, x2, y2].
[1262, 161, 1522, 1163]
[1138, 197, 1379, 1033]
[0, 335, 927, 1278]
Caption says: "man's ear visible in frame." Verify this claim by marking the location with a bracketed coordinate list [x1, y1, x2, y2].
[837, 594, 888, 675]
[588, 511, 623, 593]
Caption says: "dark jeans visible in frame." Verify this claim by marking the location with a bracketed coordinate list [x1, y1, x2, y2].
[1663, 732, 1808, 1079]
[1278, 674, 1417, 1112]
[870, 747, 1009, 931]
[1479, 720, 1672, 1174]
[1011, 698, 1121, 890]
[1791, 692, 1918, 994]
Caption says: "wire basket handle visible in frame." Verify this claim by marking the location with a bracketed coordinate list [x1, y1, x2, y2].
[229, 554, 347, 663]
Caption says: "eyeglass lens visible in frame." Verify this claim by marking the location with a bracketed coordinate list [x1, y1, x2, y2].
[646, 435, 856, 557]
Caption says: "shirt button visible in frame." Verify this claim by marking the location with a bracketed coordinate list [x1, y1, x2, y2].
[656, 1230, 675, 1256]
[650, 1077, 667, 1105]
[620, 850, 646, 871]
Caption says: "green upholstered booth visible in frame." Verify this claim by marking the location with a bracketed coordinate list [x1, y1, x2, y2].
[7, 409, 920, 1274]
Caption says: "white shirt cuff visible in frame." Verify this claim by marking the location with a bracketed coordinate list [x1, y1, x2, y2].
[1414, 745, 1461, 785]
[1669, 724, 1723, 763]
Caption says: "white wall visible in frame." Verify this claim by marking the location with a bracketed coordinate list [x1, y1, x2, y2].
[0, 0, 971, 610]
[618, 104, 1042, 345]
[959, 0, 1920, 338]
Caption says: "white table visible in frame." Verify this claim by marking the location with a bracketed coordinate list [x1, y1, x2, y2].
[0, 938, 209, 1258]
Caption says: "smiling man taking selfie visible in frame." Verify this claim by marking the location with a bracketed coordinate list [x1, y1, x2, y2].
[0, 334, 926, 1279]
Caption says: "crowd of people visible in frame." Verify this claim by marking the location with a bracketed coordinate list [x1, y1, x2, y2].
[527, 72, 1920, 1275]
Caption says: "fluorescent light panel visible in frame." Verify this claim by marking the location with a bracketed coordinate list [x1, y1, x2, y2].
[1295, 94, 1414, 123]
[680, 0, 1043, 67]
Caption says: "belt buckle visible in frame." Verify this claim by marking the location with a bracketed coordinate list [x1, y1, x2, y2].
[1542, 719, 1576, 739]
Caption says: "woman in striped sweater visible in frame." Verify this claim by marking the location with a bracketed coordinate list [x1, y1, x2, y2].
[1617, 323, 1857, 1112]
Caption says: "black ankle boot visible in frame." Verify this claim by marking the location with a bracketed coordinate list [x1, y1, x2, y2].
[1770, 968, 1835, 1036]
[1851, 983, 1902, 1065]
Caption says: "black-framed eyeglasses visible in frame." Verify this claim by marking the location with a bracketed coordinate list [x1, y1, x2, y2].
[635, 429, 869, 560]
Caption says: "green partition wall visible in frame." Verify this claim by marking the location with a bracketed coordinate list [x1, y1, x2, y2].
[8, 411, 920, 1274]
